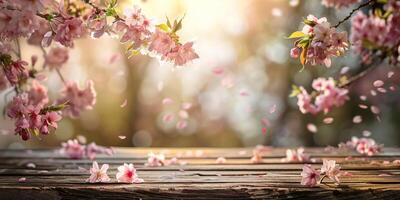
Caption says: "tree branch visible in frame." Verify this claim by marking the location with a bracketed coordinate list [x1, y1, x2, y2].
[333, 0, 376, 28]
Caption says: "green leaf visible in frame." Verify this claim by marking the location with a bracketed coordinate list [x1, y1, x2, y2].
[297, 37, 310, 48]
[288, 31, 306, 39]
[166, 16, 172, 28]
[289, 85, 301, 97]
[172, 14, 185, 33]
[157, 23, 170, 32]
[303, 19, 316, 26]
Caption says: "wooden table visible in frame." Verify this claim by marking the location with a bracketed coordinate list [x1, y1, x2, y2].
[0, 147, 400, 199]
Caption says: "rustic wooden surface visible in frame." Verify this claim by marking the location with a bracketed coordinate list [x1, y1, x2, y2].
[1, 147, 400, 199]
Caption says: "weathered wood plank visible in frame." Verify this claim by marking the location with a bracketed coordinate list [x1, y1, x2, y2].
[0, 148, 400, 199]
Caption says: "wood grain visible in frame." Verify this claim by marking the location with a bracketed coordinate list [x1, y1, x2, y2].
[0, 147, 400, 199]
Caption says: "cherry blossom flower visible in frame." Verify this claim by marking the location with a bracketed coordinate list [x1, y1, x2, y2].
[86, 142, 114, 160]
[165, 42, 199, 66]
[54, 18, 85, 47]
[45, 47, 69, 69]
[61, 139, 86, 159]
[149, 29, 176, 55]
[338, 137, 382, 156]
[116, 163, 144, 183]
[320, 159, 341, 184]
[86, 161, 110, 183]
[216, 157, 227, 164]
[283, 148, 310, 162]
[58, 80, 96, 118]
[27, 80, 49, 106]
[296, 77, 349, 114]
[290, 15, 349, 67]
[3, 59, 29, 86]
[300, 164, 320, 187]
[145, 153, 165, 167]
[321, 0, 360, 9]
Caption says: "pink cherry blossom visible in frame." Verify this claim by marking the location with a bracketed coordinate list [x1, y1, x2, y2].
[54, 18, 85, 47]
[3, 59, 29, 86]
[296, 77, 349, 114]
[283, 148, 310, 162]
[86, 161, 110, 183]
[27, 80, 49, 106]
[300, 164, 320, 187]
[149, 29, 176, 55]
[165, 42, 199, 66]
[320, 159, 341, 183]
[145, 153, 165, 167]
[61, 139, 86, 159]
[45, 47, 69, 69]
[58, 80, 96, 118]
[87, 11, 107, 38]
[116, 163, 144, 183]
[86, 142, 114, 160]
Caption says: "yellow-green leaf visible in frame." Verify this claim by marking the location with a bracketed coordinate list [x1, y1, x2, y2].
[288, 31, 306, 39]
[157, 24, 170, 32]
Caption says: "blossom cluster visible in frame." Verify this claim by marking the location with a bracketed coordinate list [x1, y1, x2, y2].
[6, 82, 62, 140]
[294, 77, 349, 115]
[0, 1, 198, 141]
[289, 15, 349, 68]
[86, 161, 143, 183]
[301, 159, 343, 187]
[321, 0, 360, 9]
[60, 139, 114, 160]
[339, 137, 382, 156]
[350, 9, 400, 64]
[145, 152, 185, 167]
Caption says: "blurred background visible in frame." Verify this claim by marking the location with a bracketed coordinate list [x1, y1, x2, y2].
[0, 0, 399, 149]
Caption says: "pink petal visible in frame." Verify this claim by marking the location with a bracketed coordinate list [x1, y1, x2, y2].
[307, 123, 318, 133]
[370, 106, 380, 115]
[370, 90, 377, 96]
[26, 163, 36, 168]
[162, 114, 174, 123]
[120, 99, 128, 108]
[388, 71, 394, 78]
[118, 136, 126, 140]
[377, 88, 387, 93]
[358, 104, 368, 109]
[352, 115, 362, 124]
[239, 90, 249, 96]
[181, 102, 192, 110]
[340, 66, 350, 74]
[373, 80, 384, 87]
[212, 67, 224, 75]
[360, 95, 367, 101]
[215, 157, 226, 164]
[323, 117, 334, 124]
[362, 130, 371, 137]
[109, 53, 121, 64]
[176, 120, 188, 129]
[162, 98, 174, 105]
[262, 127, 268, 135]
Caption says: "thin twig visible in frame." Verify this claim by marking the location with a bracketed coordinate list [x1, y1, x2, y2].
[56, 68, 66, 84]
[334, 0, 375, 28]
[40, 46, 47, 69]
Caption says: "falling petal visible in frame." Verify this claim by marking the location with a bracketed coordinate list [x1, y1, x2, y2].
[377, 87, 387, 93]
[340, 66, 350, 74]
[181, 102, 192, 110]
[307, 123, 317, 133]
[221, 76, 235, 88]
[162, 98, 174, 105]
[358, 104, 368, 109]
[376, 115, 381, 122]
[370, 106, 380, 115]
[162, 114, 174, 123]
[176, 120, 188, 130]
[178, 110, 189, 119]
[360, 95, 367, 101]
[388, 71, 394, 78]
[118, 136, 126, 140]
[373, 80, 384, 87]
[389, 86, 396, 91]
[323, 117, 334, 124]
[370, 90, 377, 96]
[269, 104, 277, 114]
[362, 130, 371, 137]
[120, 99, 128, 108]
[212, 67, 224, 75]
[352, 115, 362, 124]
